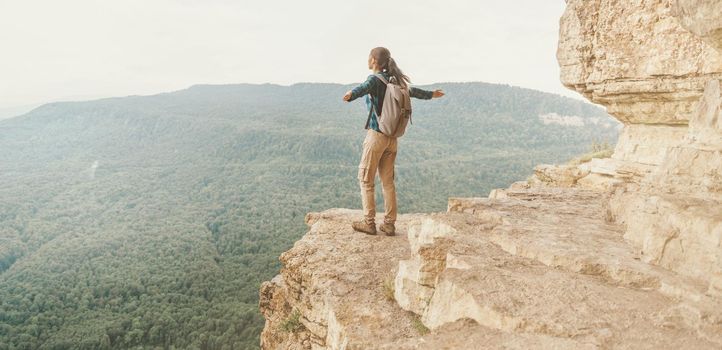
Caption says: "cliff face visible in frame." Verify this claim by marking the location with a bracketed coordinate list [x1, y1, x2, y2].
[558, 0, 722, 171]
[259, 1, 722, 349]
[556, 0, 722, 297]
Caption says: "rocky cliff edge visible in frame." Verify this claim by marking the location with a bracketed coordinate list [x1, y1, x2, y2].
[259, 1, 722, 349]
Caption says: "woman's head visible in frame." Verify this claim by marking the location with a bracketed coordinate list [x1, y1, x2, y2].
[368, 47, 410, 87]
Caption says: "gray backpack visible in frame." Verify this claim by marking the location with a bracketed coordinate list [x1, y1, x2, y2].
[365, 73, 412, 138]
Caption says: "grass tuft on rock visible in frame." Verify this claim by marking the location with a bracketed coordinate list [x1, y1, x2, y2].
[567, 140, 614, 165]
[280, 309, 304, 333]
[408, 313, 430, 335]
[383, 278, 396, 302]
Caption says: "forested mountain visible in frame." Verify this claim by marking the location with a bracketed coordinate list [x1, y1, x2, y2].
[0, 82, 618, 349]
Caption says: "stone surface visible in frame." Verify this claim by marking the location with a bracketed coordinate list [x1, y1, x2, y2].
[607, 79, 722, 298]
[611, 124, 689, 165]
[558, 0, 722, 126]
[674, 0, 722, 52]
[260, 193, 721, 349]
[394, 218, 455, 315]
[555, 0, 722, 301]
[558, 0, 722, 173]
[577, 173, 622, 192]
[259, 209, 420, 350]
[532, 164, 588, 187]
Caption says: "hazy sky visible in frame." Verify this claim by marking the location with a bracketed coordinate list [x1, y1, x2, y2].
[0, 1, 576, 111]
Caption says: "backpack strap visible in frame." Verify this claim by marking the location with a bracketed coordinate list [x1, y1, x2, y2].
[364, 100, 374, 129]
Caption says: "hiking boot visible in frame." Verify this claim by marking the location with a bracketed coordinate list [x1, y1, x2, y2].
[352, 220, 377, 235]
[378, 222, 396, 236]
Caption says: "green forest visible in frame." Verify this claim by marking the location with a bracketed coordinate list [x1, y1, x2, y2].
[0, 82, 618, 349]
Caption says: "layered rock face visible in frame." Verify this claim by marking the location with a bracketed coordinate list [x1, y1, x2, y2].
[558, 0, 722, 165]
[260, 195, 721, 349]
[675, 0, 722, 52]
[555, 0, 722, 298]
[259, 1, 722, 349]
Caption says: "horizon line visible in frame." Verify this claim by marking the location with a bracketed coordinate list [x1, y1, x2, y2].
[1, 80, 586, 119]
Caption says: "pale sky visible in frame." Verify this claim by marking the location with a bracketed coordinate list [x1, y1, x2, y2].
[0, 1, 576, 112]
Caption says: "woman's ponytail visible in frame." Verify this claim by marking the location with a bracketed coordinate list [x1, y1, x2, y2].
[386, 57, 411, 87]
[370, 47, 411, 87]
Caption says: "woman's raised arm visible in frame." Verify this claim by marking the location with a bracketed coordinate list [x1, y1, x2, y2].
[410, 87, 444, 99]
[343, 75, 377, 102]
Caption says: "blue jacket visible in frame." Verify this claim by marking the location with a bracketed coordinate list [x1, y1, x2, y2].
[348, 70, 434, 132]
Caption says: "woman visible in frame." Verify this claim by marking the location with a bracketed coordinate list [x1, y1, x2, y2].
[343, 47, 444, 236]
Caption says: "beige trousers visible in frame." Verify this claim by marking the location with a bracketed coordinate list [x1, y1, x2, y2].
[358, 129, 398, 225]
